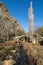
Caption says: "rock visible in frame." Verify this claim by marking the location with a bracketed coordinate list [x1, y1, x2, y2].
[10, 50, 16, 53]
[2, 59, 16, 65]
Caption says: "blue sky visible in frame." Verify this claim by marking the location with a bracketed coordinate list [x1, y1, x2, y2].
[1, 0, 43, 32]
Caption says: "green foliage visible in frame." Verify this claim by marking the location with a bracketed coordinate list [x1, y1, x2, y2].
[14, 29, 25, 36]
[4, 46, 13, 53]
[17, 30, 25, 36]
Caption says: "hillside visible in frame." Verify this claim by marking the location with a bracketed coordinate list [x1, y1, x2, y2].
[0, 2, 25, 42]
[35, 26, 43, 36]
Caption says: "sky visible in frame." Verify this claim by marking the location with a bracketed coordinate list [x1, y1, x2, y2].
[0, 0, 43, 32]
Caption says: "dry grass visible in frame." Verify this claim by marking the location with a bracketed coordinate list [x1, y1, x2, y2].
[19, 41, 43, 65]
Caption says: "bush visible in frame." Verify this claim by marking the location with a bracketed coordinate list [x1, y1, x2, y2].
[14, 30, 25, 36]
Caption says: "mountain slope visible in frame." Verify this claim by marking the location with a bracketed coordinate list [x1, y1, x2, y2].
[35, 26, 43, 36]
[0, 2, 25, 41]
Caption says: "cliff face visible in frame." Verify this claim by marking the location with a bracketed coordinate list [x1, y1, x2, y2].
[0, 2, 25, 41]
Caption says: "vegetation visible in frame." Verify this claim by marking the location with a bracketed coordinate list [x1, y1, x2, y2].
[0, 2, 25, 42]
[0, 40, 43, 65]
[35, 26, 43, 36]
[14, 29, 25, 36]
